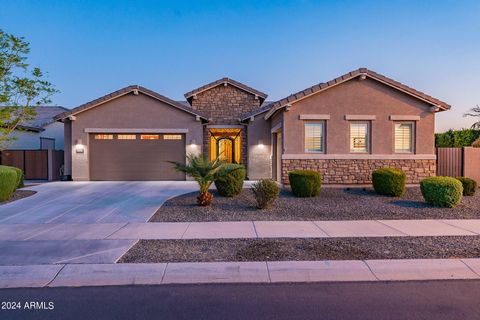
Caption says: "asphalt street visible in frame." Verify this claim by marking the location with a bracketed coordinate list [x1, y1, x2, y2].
[1, 280, 480, 320]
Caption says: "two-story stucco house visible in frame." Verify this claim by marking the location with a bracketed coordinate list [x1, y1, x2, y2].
[55, 68, 450, 183]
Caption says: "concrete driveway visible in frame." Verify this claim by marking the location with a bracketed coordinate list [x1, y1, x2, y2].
[0, 181, 197, 265]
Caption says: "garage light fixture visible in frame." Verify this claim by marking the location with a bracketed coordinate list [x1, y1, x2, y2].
[189, 139, 197, 146]
[258, 139, 265, 148]
[75, 139, 84, 153]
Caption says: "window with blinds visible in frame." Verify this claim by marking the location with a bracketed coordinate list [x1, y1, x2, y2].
[304, 122, 324, 152]
[350, 122, 369, 153]
[395, 123, 413, 153]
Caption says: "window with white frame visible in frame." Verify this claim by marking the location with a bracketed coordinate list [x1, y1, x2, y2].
[304, 122, 325, 152]
[350, 122, 369, 153]
[394, 122, 414, 153]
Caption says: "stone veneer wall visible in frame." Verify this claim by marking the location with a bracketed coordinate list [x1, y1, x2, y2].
[282, 159, 436, 184]
[192, 84, 260, 168]
[191, 85, 261, 124]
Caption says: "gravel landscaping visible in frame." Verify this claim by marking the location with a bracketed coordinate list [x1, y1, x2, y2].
[149, 187, 480, 222]
[119, 236, 480, 263]
[0, 189, 36, 205]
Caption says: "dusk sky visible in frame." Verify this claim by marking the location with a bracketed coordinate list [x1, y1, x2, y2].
[1, 0, 479, 132]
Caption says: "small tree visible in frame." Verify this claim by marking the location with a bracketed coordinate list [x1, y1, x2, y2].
[0, 29, 57, 150]
[170, 154, 225, 206]
[464, 105, 480, 129]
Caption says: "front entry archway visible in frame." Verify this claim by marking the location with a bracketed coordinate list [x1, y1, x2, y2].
[209, 128, 241, 164]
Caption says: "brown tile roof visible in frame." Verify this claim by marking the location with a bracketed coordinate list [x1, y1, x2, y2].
[264, 68, 451, 120]
[240, 101, 274, 121]
[184, 77, 268, 104]
[54, 85, 209, 121]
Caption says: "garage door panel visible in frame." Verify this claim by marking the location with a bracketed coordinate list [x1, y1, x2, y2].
[90, 134, 186, 181]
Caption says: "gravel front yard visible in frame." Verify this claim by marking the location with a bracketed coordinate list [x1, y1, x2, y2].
[0, 189, 36, 205]
[119, 236, 480, 263]
[149, 187, 480, 222]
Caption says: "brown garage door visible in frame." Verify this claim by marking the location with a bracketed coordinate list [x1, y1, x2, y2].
[89, 133, 186, 181]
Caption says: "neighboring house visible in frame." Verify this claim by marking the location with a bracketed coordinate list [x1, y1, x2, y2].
[55, 68, 450, 183]
[4, 106, 67, 150]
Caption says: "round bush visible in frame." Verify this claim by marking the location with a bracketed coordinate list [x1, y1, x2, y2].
[0, 166, 24, 189]
[252, 179, 280, 209]
[456, 177, 477, 196]
[420, 176, 463, 208]
[288, 170, 321, 197]
[372, 168, 406, 197]
[0, 167, 18, 202]
[214, 164, 246, 197]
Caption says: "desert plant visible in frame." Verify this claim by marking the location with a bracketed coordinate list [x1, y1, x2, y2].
[252, 179, 280, 209]
[420, 176, 463, 208]
[456, 177, 477, 196]
[372, 168, 406, 197]
[288, 170, 321, 197]
[169, 154, 225, 206]
[0, 165, 24, 189]
[472, 138, 480, 148]
[0, 166, 17, 202]
[214, 163, 246, 197]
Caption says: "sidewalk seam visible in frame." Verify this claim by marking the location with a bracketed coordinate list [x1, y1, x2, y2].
[311, 222, 332, 237]
[375, 220, 409, 236]
[265, 261, 272, 283]
[180, 222, 192, 239]
[161, 263, 169, 283]
[105, 222, 130, 239]
[362, 260, 380, 281]
[44, 264, 66, 287]
[252, 222, 259, 238]
[440, 221, 480, 235]
[459, 259, 480, 277]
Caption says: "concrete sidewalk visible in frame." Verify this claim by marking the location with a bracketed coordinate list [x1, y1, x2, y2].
[2, 258, 480, 288]
[3, 219, 480, 241]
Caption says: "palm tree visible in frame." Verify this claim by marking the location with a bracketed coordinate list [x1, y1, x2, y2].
[169, 154, 225, 206]
[464, 105, 480, 129]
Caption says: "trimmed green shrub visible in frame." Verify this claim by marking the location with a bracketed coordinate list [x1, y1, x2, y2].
[252, 179, 280, 209]
[372, 168, 406, 197]
[420, 176, 463, 208]
[288, 170, 321, 197]
[435, 129, 480, 147]
[0, 167, 18, 202]
[456, 177, 477, 196]
[0, 166, 24, 189]
[214, 164, 246, 197]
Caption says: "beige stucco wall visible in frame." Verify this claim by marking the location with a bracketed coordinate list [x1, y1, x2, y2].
[282, 78, 436, 156]
[247, 113, 272, 179]
[69, 92, 203, 180]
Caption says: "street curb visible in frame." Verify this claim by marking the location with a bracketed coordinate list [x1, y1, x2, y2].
[1, 258, 480, 288]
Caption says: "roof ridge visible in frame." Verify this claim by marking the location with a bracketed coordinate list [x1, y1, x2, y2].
[264, 68, 451, 119]
[54, 85, 209, 121]
[184, 77, 268, 100]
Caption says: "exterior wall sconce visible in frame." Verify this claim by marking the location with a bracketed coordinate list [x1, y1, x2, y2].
[258, 139, 264, 148]
[75, 139, 84, 153]
[189, 139, 197, 146]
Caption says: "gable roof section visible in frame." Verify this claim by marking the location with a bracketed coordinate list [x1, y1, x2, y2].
[184, 77, 268, 104]
[264, 68, 451, 120]
[55, 85, 209, 121]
